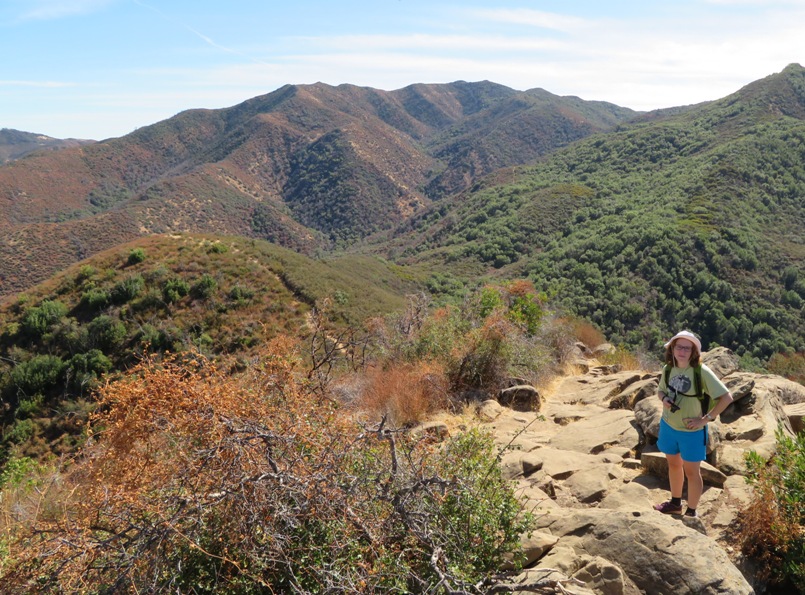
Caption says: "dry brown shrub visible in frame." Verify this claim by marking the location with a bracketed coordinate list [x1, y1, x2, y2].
[736, 480, 798, 587]
[0, 336, 361, 593]
[598, 347, 643, 371]
[564, 317, 606, 349]
[353, 361, 449, 427]
[505, 279, 538, 298]
[448, 313, 516, 396]
[767, 351, 805, 385]
[1, 334, 539, 594]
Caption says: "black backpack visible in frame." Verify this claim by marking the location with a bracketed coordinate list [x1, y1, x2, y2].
[663, 364, 711, 417]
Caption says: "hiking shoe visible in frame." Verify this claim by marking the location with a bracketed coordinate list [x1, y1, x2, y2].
[654, 501, 683, 515]
[684, 508, 698, 518]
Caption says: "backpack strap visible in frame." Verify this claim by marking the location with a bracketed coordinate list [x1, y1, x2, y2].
[693, 365, 713, 417]
[693, 365, 702, 398]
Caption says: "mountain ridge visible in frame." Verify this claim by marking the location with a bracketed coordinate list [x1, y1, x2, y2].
[0, 80, 636, 296]
[0, 128, 94, 164]
[0, 66, 803, 360]
[372, 63, 805, 359]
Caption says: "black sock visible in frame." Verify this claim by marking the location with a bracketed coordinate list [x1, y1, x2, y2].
[671, 497, 682, 507]
[684, 507, 697, 517]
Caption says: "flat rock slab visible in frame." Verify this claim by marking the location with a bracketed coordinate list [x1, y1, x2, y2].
[549, 408, 640, 454]
[550, 371, 646, 406]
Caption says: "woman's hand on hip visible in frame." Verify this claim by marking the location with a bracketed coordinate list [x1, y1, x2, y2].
[684, 416, 708, 429]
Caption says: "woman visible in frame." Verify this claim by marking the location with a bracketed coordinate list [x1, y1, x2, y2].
[653, 330, 733, 518]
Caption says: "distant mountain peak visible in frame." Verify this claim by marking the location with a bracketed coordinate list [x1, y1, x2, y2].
[0, 128, 95, 163]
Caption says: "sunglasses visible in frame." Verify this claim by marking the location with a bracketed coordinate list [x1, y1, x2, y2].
[673, 345, 693, 352]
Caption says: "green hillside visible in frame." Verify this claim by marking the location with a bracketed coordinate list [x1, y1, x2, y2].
[0, 233, 423, 463]
[376, 64, 805, 361]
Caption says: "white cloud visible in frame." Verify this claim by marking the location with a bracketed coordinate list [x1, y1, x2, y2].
[18, 0, 115, 21]
[297, 33, 566, 53]
[466, 8, 593, 32]
[0, 80, 75, 88]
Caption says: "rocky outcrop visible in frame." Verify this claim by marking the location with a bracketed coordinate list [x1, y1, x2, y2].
[468, 347, 804, 594]
[498, 384, 541, 412]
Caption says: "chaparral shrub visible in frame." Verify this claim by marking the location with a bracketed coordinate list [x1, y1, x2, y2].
[739, 427, 805, 592]
[0, 339, 533, 594]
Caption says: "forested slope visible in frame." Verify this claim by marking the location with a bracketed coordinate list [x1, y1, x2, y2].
[375, 64, 805, 360]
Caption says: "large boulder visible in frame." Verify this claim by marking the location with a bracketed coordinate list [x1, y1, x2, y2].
[785, 402, 805, 433]
[609, 377, 659, 409]
[532, 509, 754, 594]
[525, 546, 642, 594]
[702, 347, 741, 378]
[716, 372, 795, 475]
[519, 447, 603, 480]
[498, 384, 541, 412]
[641, 449, 728, 488]
[562, 462, 623, 503]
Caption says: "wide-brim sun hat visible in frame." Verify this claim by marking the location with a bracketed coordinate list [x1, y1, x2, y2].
[664, 330, 702, 353]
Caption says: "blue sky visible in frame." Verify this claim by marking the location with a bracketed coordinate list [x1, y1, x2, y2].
[1, 0, 803, 140]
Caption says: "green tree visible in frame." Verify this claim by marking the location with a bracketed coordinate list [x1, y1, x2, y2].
[87, 315, 127, 352]
[7, 355, 66, 400]
[21, 300, 68, 339]
[127, 248, 146, 266]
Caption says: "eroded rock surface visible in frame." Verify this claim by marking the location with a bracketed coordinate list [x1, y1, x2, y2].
[473, 348, 801, 594]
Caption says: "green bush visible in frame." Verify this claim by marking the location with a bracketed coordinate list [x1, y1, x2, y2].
[166, 427, 532, 594]
[80, 287, 110, 312]
[162, 278, 190, 304]
[127, 248, 146, 266]
[206, 242, 228, 254]
[4, 419, 35, 445]
[741, 427, 805, 591]
[0, 456, 42, 489]
[7, 354, 66, 399]
[21, 300, 68, 339]
[87, 315, 127, 352]
[228, 285, 255, 303]
[191, 274, 218, 300]
[76, 265, 97, 282]
[67, 350, 113, 393]
[14, 394, 44, 419]
[110, 275, 145, 304]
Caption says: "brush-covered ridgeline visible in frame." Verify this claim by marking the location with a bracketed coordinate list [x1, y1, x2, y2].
[370, 63, 805, 362]
[0, 233, 429, 461]
[1, 66, 803, 365]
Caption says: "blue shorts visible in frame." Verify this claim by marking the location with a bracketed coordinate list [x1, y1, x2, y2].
[657, 419, 707, 462]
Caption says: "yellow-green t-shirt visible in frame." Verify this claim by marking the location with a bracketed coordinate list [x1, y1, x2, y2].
[658, 364, 729, 432]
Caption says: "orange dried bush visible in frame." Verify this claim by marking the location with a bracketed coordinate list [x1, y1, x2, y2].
[597, 347, 643, 371]
[353, 361, 450, 427]
[564, 317, 605, 350]
[0, 335, 533, 594]
[0, 336, 362, 593]
[447, 313, 515, 396]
